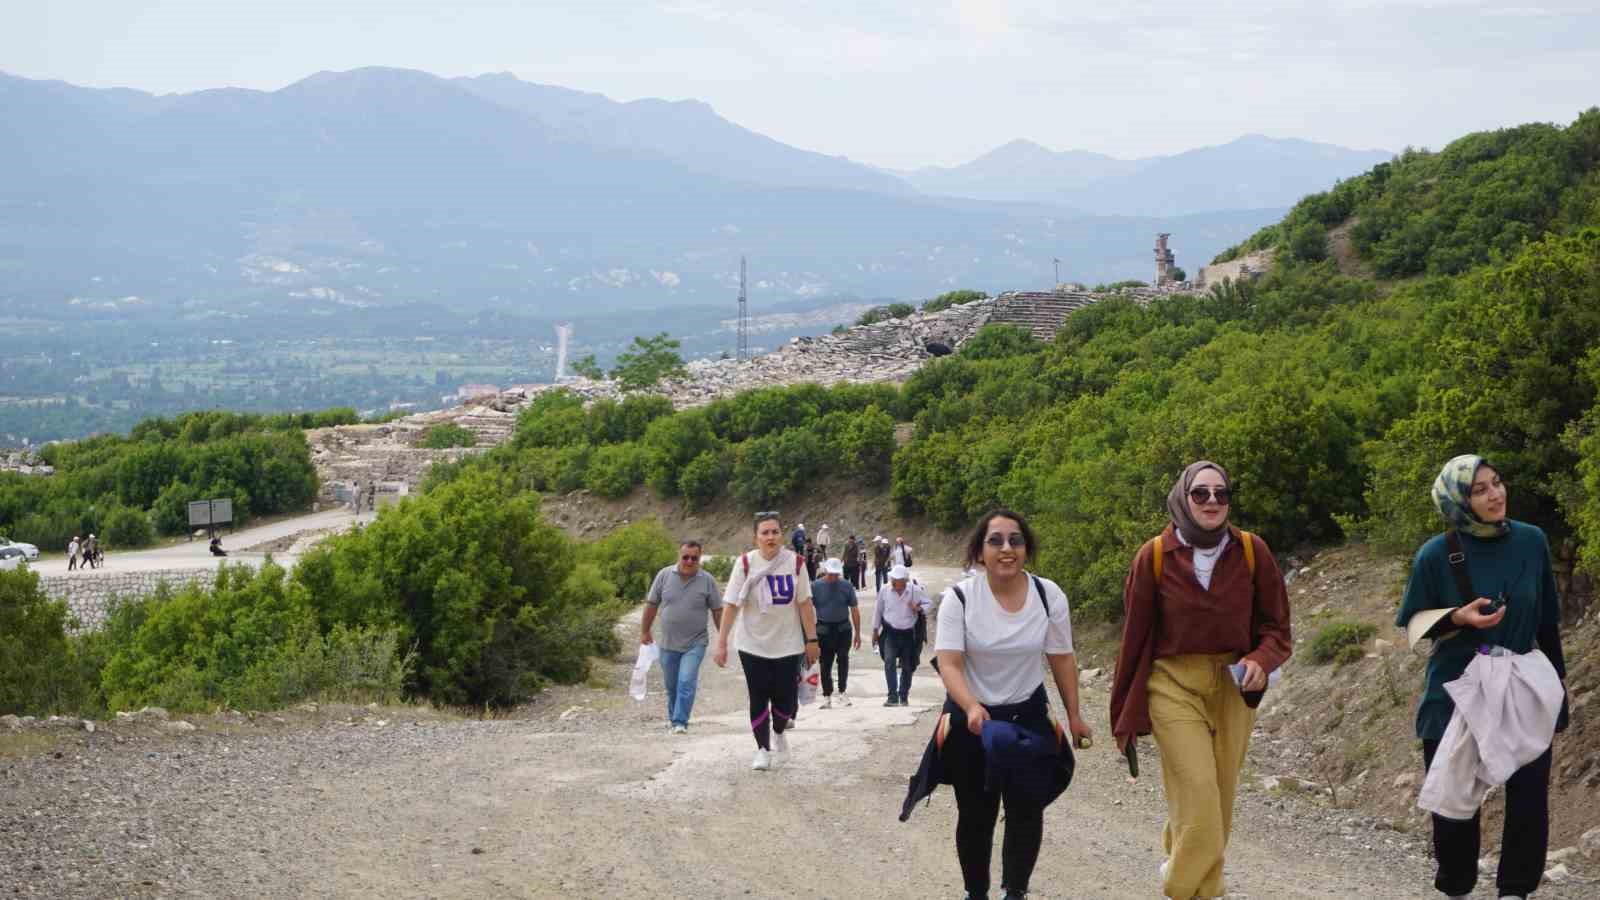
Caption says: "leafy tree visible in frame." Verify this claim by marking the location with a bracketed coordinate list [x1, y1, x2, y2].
[0, 568, 80, 715]
[421, 423, 477, 449]
[610, 333, 688, 391]
[580, 519, 677, 601]
[571, 354, 604, 380]
[584, 442, 647, 498]
[1287, 222, 1329, 263]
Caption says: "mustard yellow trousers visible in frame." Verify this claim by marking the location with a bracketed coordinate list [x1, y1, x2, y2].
[1149, 652, 1256, 900]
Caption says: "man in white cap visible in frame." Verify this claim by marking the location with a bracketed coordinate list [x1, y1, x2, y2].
[873, 535, 892, 591]
[809, 557, 860, 708]
[872, 564, 932, 706]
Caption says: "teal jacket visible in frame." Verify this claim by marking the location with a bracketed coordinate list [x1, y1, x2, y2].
[1396, 520, 1569, 740]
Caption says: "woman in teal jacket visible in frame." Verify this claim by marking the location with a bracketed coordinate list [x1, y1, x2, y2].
[1396, 454, 1569, 900]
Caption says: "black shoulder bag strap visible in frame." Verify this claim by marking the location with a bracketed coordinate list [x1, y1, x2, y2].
[948, 576, 1051, 614]
[1444, 530, 1476, 604]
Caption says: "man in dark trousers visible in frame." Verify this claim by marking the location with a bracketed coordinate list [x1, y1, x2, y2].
[810, 558, 860, 708]
[873, 536, 892, 591]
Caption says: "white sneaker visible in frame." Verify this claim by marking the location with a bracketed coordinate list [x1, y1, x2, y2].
[751, 749, 771, 771]
[837, 692, 852, 707]
[1159, 859, 1169, 883]
[773, 731, 789, 754]
[671, 724, 687, 735]
[820, 696, 832, 709]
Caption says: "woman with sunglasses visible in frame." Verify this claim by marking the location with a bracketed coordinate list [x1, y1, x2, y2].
[1110, 461, 1292, 900]
[923, 508, 1091, 900]
[1396, 456, 1567, 900]
[714, 511, 821, 771]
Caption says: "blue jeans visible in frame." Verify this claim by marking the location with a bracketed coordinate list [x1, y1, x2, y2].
[659, 641, 707, 727]
[882, 627, 918, 701]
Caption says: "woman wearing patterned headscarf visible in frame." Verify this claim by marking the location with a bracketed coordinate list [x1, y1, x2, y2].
[1110, 460, 1292, 900]
[1396, 455, 1569, 900]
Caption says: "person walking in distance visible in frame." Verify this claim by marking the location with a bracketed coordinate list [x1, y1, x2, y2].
[874, 536, 892, 591]
[715, 512, 821, 771]
[1110, 460, 1292, 900]
[874, 564, 932, 706]
[811, 558, 861, 708]
[791, 522, 807, 556]
[83, 533, 99, 569]
[816, 522, 831, 559]
[67, 535, 81, 571]
[640, 540, 723, 734]
[842, 535, 861, 588]
[857, 538, 870, 589]
[892, 536, 914, 569]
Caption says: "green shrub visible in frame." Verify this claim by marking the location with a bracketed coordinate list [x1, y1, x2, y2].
[291, 467, 619, 706]
[678, 450, 730, 507]
[1307, 620, 1378, 665]
[584, 442, 647, 498]
[581, 519, 677, 601]
[0, 568, 83, 715]
[102, 505, 156, 548]
[701, 554, 734, 583]
[421, 423, 477, 449]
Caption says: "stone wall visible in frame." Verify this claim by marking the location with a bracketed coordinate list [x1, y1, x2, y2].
[40, 565, 239, 632]
[1198, 249, 1275, 286]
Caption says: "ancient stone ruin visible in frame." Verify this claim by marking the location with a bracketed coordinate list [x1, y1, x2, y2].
[307, 278, 1205, 495]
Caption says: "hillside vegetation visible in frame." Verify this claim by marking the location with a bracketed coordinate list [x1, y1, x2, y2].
[0, 409, 353, 552]
[7, 109, 1600, 723]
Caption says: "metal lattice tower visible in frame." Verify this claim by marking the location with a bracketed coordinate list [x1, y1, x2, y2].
[736, 256, 750, 362]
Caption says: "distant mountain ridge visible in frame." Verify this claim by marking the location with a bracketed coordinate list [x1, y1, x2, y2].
[0, 67, 1329, 318]
[905, 134, 1391, 216]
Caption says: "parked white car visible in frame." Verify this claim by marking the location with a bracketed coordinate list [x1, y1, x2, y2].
[0, 545, 26, 571]
[0, 536, 40, 560]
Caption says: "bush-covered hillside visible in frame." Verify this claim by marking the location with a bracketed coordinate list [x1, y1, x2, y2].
[0, 409, 354, 551]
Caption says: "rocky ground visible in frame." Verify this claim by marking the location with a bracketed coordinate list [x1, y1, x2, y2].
[7, 562, 1596, 899]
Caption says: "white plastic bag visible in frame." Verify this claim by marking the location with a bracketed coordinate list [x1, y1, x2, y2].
[629, 644, 660, 701]
[797, 660, 821, 706]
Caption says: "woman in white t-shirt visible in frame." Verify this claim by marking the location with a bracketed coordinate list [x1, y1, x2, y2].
[926, 508, 1091, 900]
[714, 511, 821, 772]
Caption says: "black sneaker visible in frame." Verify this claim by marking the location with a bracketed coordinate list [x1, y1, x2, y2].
[883, 698, 898, 707]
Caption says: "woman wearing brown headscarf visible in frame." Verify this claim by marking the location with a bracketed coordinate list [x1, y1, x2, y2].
[1110, 461, 1293, 900]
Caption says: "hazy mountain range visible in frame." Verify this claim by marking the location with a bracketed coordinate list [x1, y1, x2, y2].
[901, 136, 1392, 216]
[0, 67, 1389, 319]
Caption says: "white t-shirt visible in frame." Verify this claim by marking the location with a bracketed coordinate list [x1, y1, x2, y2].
[935, 573, 1075, 705]
[722, 548, 814, 659]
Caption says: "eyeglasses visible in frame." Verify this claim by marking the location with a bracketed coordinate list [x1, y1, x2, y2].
[985, 533, 1027, 548]
[680, 554, 701, 562]
[1188, 487, 1231, 505]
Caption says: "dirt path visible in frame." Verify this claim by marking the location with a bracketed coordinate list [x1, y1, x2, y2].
[3, 564, 1590, 898]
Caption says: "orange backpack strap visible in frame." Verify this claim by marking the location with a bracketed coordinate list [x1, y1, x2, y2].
[1150, 536, 1163, 583]
[1240, 530, 1256, 576]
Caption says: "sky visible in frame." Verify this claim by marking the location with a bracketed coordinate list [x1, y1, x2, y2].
[7, 1, 1598, 170]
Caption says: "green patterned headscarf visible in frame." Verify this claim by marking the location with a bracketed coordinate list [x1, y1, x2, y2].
[1432, 454, 1509, 538]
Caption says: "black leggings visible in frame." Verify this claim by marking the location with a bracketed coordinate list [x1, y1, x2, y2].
[1422, 738, 1552, 897]
[739, 651, 799, 751]
[947, 690, 1051, 896]
[817, 623, 851, 696]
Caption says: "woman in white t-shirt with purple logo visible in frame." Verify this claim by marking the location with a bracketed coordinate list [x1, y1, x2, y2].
[912, 508, 1092, 900]
[714, 510, 821, 772]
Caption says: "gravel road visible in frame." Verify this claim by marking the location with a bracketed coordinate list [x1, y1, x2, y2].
[3, 564, 1590, 898]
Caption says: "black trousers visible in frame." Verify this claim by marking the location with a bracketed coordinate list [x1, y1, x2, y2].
[739, 651, 799, 751]
[816, 622, 852, 695]
[1422, 738, 1552, 897]
[947, 689, 1051, 897]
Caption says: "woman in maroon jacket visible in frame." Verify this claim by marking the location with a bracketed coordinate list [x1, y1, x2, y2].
[1109, 460, 1292, 900]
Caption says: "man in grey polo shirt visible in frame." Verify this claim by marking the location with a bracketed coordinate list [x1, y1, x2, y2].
[810, 557, 860, 708]
[640, 540, 722, 734]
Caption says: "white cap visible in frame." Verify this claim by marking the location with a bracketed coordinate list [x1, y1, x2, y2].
[888, 564, 910, 581]
[822, 558, 844, 575]
[797, 523, 804, 529]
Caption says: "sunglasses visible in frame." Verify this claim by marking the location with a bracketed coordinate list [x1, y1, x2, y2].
[985, 533, 1027, 548]
[1188, 487, 1231, 505]
[680, 554, 701, 562]
[754, 510, 780, 520]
